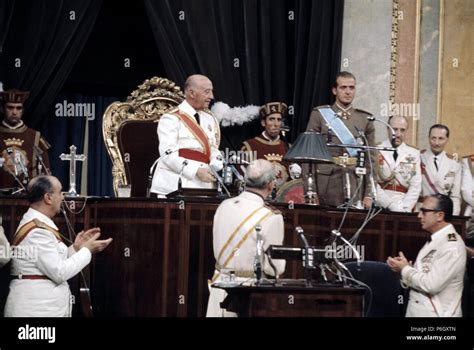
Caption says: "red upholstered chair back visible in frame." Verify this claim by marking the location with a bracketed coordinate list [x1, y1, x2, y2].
[103, 77, 184, 196]
[117, 120, 159, 197]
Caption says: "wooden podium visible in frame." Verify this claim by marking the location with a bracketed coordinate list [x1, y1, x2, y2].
[217, 280, 365, 317]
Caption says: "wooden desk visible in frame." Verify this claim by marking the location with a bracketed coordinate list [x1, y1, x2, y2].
[218, 281, 365, 317]
[0, 196, 468, 317]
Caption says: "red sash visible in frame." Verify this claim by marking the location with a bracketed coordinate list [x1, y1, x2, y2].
[173, 111, 211, 164]
[13, 219, 62, 246]
[421, 161, 439, 195]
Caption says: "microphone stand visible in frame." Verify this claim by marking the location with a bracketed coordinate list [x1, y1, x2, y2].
[177, 160, 188, 196]
[331, 229, 361, 281]
[295, 226, 316, 286]
[34, 145, 51, 176]
[209, 166, 231, 197]
[146, 149, 174, 198]
[254, 224, 263, 285]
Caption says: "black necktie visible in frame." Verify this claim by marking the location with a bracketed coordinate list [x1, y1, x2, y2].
[194, 113, 200, 125]
[434, 157, 439, 171]
[393, 150, 398, 162]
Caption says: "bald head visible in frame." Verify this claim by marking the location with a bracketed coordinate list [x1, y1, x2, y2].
[183, 75, 214, 110]
[245, 159, 276, 189]
[388, 115, 409, 147]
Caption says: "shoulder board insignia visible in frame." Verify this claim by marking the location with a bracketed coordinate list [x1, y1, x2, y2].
[446, 153, 457, 160]
[470, 155, 474, 162]
[421, 149, 427, 154]
[447, 233, 457, 241]
[354, 108, 373, 116]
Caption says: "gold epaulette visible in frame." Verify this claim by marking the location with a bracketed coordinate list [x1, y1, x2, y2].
[264, 204, 281, 215]
[447, 233, 457, 242]
[446, 152, 458, 161]
[354, 108, 373, 116]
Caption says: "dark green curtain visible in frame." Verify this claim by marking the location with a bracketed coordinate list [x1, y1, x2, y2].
[2, 0, 103, 130]
[144, 0, 344, 147]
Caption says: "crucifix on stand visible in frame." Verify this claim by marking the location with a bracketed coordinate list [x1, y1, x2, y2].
[60, 145, 86, 196]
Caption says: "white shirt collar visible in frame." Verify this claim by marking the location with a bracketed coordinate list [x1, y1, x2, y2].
[261, 131, 280, 142]
[425, 149, 445, 161]
[180, 100, 198, 117]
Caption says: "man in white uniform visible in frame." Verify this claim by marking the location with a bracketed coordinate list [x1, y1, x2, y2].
[419, 124, 461, 215]
[376, 116, 421, 212]
[206, 159, 285, 317]
[4, 175, 112, 317]
[0, 225, 10, 267]
[461, 154, 474, 216]
[151, 74, 223, 195]
[387, 194, 466, 317]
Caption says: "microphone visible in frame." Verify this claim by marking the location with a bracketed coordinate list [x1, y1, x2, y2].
[254, 224, 263, 283]
[209, 164, 231, 197]
[295, 226, 309, 248]
[367, 116, 396, 145]
[177, 160, 188, 193]
[147, 149, 175, 197]
[33, 145, 51, 175]
[295, 226, 314, 271]
[331, 229, 361, 267]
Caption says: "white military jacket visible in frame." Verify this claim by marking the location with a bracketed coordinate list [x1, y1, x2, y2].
[376, 140, 422, 212]
[401, 224, 466, 317]
[151, 100, 223, 195]
[0, 225, 10, 267]
[4, 208, 91, 317]
[461, 155, 474, 216]
[206, 191, 285, 317]
[420, 149, 461, 215]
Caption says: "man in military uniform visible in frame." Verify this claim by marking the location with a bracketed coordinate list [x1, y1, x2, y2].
[387, 194, 466, 317]
[305, 71, 375, 208]
[0, 225, 10, 267]
[0, 89, 51, 190]
[376, 115, 421, 212]
[4, 175, 112, 317]
[241, 102, 301, 190]
[206, 159, 285, 317]
[150, 75, 223, 196]
[461, 154, 474, 216]
[419, 124, 461, 215]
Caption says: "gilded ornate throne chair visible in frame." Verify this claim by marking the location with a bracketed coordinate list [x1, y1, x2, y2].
[102, 77, 185, 196]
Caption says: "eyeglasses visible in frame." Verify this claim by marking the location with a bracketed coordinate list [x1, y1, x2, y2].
[419, 208, 442, 214]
